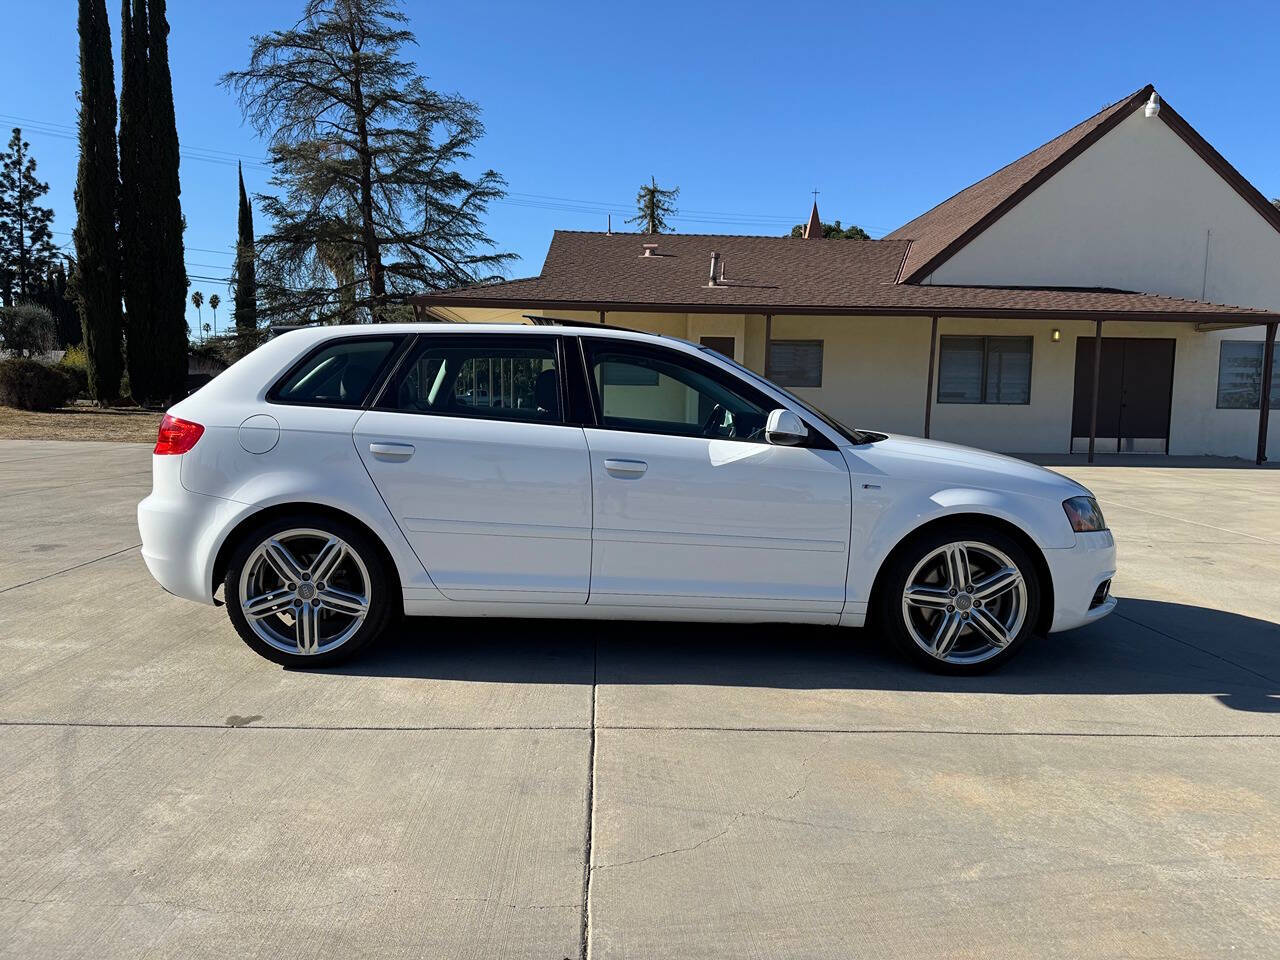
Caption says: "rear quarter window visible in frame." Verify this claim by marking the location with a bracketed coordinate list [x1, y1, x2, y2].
[270, 337, 401, 408]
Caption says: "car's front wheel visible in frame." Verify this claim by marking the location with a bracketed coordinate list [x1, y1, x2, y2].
[877, 523, 1041, 674]
[224, 514, 394, 667]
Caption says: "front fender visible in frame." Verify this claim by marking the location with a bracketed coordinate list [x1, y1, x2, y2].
[845, 480, 1072, 608]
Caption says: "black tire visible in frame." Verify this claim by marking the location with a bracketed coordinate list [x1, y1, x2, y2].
[875, 521, 1042, 675]
[224, 512, 395, 668]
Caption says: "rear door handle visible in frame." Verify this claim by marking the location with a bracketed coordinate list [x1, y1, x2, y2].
[369, 442, 415, 462]
[603, 458, 647, 477]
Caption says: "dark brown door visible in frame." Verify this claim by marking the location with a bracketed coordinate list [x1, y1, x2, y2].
[1071, 338, 1175, 453]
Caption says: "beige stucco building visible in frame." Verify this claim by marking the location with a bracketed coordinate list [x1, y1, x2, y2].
[415, 85, 1280, 463]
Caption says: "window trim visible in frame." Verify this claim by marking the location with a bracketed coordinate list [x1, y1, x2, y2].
[936, 334, 1034, 406]
[579, 336, 835, 449]
[368, 331, 573, 427]
[766, 338, 824, 388]
[1215, 339, 1280, 411]
[267, 334, 409, 410]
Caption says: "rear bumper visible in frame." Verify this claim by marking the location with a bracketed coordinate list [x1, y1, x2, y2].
[1043, 530, 1117, 632]
[137, 457, 245, 605]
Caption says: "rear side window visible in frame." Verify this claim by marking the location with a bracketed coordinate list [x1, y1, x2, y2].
[378, 336, 562, 423]
[271, 337, 400, 407]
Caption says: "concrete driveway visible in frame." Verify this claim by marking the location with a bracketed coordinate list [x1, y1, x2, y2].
[1, 440, 1277, 959]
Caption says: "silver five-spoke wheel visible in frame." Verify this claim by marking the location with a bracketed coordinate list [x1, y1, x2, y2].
[901, 540, 1028, 666]
[238, 528, 372, 656]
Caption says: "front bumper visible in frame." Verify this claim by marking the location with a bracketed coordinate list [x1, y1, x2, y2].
[1043, 529, 1117, 632]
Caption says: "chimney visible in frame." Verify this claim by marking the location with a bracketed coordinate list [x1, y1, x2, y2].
[709, 252, 721, 286]
[642, 242, 659, 257]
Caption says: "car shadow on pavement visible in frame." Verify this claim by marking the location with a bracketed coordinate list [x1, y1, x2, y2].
[319, 597, 1280, 713]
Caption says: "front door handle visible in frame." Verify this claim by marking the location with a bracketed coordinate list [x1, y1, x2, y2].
[369, 442, 415, 462]
[603, 458, 647, 477]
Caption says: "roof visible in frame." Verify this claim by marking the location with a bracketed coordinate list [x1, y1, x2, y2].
[884, 85, 1280, 283]
[416, 230, 1280, 322]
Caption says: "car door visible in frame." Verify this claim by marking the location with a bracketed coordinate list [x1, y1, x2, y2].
[353, 333, 592, 603]
[577, 337, 852, 614]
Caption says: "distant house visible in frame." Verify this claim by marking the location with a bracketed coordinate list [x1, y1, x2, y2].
[413, 85, 1280, 462]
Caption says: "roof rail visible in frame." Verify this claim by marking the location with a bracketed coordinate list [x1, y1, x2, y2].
[524, 314, 638, 332]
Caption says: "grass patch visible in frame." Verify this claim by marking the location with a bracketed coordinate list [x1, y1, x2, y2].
[0, 404, 164, 442]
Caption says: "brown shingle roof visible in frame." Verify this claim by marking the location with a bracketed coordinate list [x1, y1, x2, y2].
[884, 86, 1155, 283]
[416, 230, 1279, 322]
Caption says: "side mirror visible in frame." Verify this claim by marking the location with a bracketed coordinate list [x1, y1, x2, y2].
[765, 408, 808, 446]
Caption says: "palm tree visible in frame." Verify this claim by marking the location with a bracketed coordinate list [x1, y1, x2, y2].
[208, 293, 220, 337]
[190, 290, 204, 341]
[202, 322, 211, 342]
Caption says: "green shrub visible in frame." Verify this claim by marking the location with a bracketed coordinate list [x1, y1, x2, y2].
[57, 344, 90, 398]
[0, 358, 75, 411]
[61, 342, 88, 371]
[0, 303, 58, 357]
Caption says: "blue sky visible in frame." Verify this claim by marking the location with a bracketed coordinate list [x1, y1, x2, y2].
[2, 0, 1277, 335]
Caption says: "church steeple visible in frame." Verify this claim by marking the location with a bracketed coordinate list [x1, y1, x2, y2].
[803, 199, 823, 239]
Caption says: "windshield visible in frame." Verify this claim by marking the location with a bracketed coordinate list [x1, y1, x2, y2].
[698, 346, 883, 445]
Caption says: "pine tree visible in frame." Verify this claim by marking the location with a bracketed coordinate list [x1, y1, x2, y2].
[0, 129, 59, 302]
[222, 0, 512, 322]
[626, 177, 679, 235]
[119, 0, 187, 404]
[73, 0, 124, 404]
[233, 162, 257, 331]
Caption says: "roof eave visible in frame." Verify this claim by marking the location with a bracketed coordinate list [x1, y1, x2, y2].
[408, 293, 1279, 324]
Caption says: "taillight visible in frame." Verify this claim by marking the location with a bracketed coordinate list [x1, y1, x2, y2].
[154, 414, 205, 455]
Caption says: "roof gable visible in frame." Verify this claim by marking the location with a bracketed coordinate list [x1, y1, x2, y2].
[885, 86, 1155, 282]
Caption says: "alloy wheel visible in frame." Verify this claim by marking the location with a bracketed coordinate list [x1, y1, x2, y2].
[237, 527, 372, 656]
[900, 540, 1028, 665]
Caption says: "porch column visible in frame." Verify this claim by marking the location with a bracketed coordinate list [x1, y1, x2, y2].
[599, 310, 606, 325]
[1087, 319, 1104, 464]
[923, 316, 939, 438]
[1258, 321, 1277, 465]
[764, 313, 773, 378]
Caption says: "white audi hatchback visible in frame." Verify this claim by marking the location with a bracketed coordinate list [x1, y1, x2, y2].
[138, 322, 1116, 673]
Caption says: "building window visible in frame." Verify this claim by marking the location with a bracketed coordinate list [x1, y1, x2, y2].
[767, 340, 823, 387]
[937, 335, 1032, 404]
[1216, 341, 1280, 409]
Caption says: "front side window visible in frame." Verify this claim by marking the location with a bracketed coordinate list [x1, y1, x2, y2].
[380, 336, 562, 423]
[272, 337, 401, 407]
[1216, 340, 1280, 409]
[937, 335, 1032, 404]
[585, 340, 770, 442]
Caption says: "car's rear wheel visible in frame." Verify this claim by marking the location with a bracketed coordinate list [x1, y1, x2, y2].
[877, 523, 1041, 674]
[224, 514, 393, 667]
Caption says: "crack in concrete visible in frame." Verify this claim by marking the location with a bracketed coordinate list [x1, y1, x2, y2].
[0, 543, 141, 594]
[594, 755, 813, 871]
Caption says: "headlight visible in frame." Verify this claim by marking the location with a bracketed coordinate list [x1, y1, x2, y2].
[1063, 496, 1106, 533]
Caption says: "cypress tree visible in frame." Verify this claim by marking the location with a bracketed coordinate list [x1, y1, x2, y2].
[73, 0, 123, 404]
[145, 0, 187, 400]
[233, 162, 257, 332]
[118, 0, 148, 398]
[119, 0, 187, 405]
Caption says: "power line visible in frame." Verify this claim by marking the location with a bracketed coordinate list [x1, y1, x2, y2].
[8, 111, 890, 233]
[2, 113, 272, 172]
